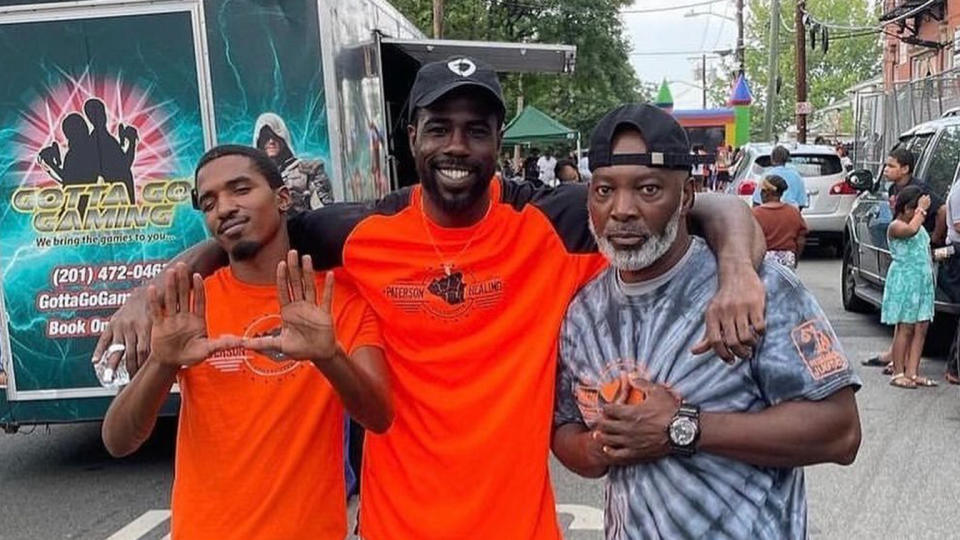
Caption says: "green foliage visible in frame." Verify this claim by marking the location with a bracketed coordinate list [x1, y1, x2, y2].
[389, 0, 650, 142]
[708, 0, 881, 139]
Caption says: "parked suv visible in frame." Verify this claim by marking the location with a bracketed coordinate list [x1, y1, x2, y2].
[727, 143, 855, 249]
[842, 116, 960, 349]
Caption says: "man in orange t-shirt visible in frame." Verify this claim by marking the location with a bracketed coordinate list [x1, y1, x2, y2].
[101, 145, 392, 539]
[99, 60, 768, 539]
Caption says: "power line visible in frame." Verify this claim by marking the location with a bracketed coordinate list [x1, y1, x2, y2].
[630, 49, 732, 56]
[621, 0, 729, 15]
[800, 0, 938, 32]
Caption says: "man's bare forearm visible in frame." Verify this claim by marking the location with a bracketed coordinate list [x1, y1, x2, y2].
[551, 423, 608, 478]
[101, 356, 179, 457]
[689, 193, 765, 270]
[312, 346, 392, 433]
[698, 387, 860, 468]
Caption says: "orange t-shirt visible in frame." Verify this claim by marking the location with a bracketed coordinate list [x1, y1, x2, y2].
[291, 179, 607, 539]
[170, 267, 381, 540]
[753, 202, 808, 252]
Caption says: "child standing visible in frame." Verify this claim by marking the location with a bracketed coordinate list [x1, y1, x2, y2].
[882, 186, 936, 389]
[752, 175, 808, 270]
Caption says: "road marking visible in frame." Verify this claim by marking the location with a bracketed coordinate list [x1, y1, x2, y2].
[556, 504, 604, 530]
[108, 504, 604, 538]
[105, 510, 170, 540]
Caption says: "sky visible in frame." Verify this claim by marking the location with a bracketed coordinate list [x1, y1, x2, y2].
[622, 0, 740, 109]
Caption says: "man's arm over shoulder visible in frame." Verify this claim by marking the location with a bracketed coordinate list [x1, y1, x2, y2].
[697, 265, 861, 468]
[287, 188, 413, 270]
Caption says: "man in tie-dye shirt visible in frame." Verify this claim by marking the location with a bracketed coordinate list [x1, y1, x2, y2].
[552, 104, 862, 540]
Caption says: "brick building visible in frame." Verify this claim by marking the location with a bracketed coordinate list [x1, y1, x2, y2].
[882, 0, 960, 88]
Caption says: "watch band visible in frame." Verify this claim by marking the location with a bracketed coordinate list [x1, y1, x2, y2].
[669, 402, 701, 457]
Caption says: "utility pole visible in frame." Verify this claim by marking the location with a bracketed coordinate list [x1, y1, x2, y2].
[795, 0, 808, 143]
[702, 53, 707, 108]
[736, 0, 745, 74]
[432, 0, 443, 39]
[762, 0, 780, 141]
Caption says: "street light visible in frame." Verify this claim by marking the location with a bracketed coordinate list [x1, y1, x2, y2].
[683, 10, 737, 23]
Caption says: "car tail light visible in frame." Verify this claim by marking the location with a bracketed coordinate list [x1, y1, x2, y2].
[829, 180, 857, 195]
[738, 180, 756, 196]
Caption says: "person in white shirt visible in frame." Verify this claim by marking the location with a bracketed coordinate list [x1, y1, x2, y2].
[938, 180, 960, 384]
[578, 154, 591, 181]
[537, 150, 558, 187]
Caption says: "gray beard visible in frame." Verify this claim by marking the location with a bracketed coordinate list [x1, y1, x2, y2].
[589, 204, 682, 271]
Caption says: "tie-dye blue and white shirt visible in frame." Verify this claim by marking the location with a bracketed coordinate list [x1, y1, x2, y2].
[555, 237, 860, 540]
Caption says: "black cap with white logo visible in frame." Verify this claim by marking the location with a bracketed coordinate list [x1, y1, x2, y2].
[408, 56, 506, 121]
[588, 103, 694, 172]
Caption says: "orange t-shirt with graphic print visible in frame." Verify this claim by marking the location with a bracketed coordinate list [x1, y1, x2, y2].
[289, 179, 608, 540]
[170, 267, 381, 540]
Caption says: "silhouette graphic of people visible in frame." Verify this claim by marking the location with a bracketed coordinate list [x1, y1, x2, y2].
[38, 98, 138, 214]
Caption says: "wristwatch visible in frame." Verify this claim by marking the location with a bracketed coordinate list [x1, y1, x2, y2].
[667, 402, 701, 457]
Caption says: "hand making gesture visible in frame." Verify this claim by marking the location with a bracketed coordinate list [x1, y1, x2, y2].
[243, 250, 339, 364]
[148, 263, 241, 367]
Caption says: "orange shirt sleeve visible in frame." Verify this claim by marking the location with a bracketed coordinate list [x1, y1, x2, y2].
[332, 270, 383, 355]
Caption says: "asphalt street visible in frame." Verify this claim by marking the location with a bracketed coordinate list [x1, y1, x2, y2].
[1, 251, 958, 539]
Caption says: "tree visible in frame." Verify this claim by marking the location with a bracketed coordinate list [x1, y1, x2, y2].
[390, 0, 650, 142]
[708, 0, 881, 139]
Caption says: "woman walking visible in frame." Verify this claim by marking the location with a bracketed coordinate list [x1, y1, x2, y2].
[882, 186, 937, 389]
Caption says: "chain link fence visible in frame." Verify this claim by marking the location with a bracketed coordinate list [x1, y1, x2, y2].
[853, 68, 960, 173]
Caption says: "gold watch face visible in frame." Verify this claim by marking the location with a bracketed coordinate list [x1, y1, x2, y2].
[669, 417, 698, 447]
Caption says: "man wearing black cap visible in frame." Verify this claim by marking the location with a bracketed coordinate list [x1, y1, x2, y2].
[97, 58, 767, 539]
[552, 104, 861, 539]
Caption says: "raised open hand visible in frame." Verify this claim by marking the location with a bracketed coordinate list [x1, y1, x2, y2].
[148, 263, 240, 367]
[243, 250, 338, 364]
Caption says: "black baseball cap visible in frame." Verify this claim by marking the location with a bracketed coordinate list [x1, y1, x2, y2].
[408, 56, 506, 122]
[588, 103, 694, 172]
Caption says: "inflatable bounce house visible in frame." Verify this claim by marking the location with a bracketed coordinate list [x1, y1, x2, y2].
[655, 75, 752, 151]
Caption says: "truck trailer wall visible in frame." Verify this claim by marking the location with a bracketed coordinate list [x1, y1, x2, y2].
[0, 0, 214, 407]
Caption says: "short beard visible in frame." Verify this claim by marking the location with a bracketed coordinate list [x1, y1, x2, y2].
[421, 171, 492, 214]
[230, 240, 261, 261]
[589, 204, 683, 272]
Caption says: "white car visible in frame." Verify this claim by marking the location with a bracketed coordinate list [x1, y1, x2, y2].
[726, 143, 856, 250]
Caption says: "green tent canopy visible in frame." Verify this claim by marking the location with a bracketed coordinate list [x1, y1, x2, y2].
[502, 106, 578, 145]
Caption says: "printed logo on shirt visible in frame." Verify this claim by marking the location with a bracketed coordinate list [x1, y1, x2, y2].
[204, 313, 305, 380]
[573, 359, 651, 428]
[791, 318, 847, 380]
[382, 265, 504, 321]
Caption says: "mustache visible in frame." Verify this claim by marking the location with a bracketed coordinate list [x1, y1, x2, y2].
[602, 223, 651, 236]
[430, 159, 477, 170]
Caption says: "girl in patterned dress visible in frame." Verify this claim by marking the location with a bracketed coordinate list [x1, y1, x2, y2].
[882, 186, 936, 388]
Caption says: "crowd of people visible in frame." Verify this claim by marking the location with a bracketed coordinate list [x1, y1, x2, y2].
[89, 57, 865, 540]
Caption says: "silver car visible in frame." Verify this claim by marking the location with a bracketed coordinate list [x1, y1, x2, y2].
[727, 143, 856, 250]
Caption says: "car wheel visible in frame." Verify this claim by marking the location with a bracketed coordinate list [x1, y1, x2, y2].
[842, 240, 872, 313]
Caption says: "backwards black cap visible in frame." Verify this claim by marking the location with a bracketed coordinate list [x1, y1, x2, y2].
[408, 56, 506, 122]
[588, 103, 694, 172]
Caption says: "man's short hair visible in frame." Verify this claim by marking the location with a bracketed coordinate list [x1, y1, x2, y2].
[192, 145, 284, 210]
[889, 147, 915, 173]
[195, 145, 284, 189]
[554, 159, 578, 177]
[770, 145, 791, 166]
[762, 174, 788, 196]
